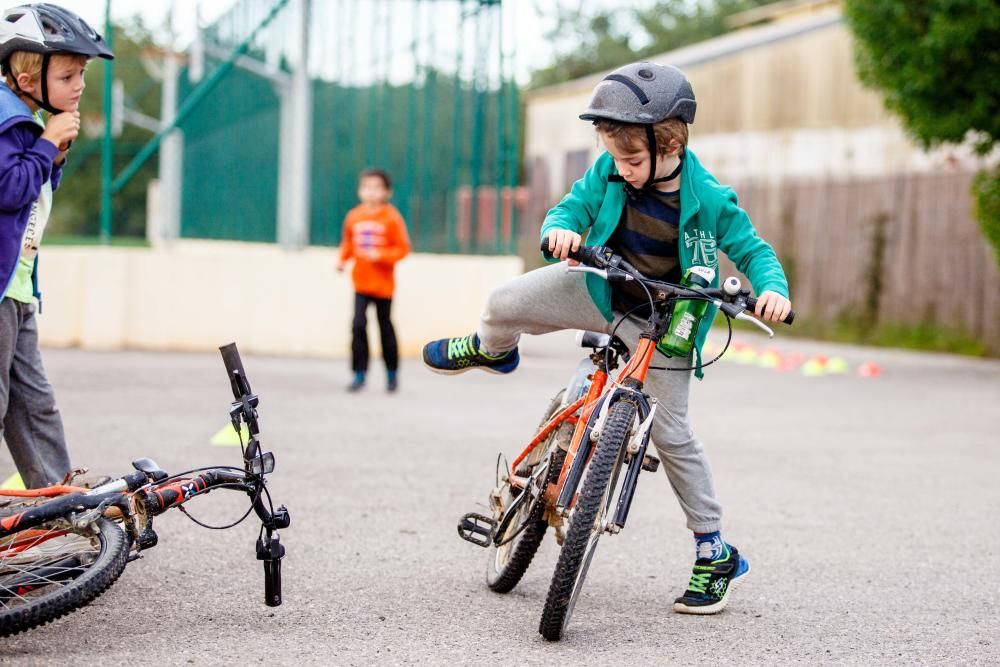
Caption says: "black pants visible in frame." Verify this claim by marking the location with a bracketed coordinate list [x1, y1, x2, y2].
[351, 292, 398, 373]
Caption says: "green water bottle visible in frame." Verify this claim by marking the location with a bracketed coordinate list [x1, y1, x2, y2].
[657, 266, 716, 357]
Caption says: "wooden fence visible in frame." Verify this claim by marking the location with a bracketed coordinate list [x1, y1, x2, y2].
[522, 169, 1000, 353]
[723, 171, 1000, 351]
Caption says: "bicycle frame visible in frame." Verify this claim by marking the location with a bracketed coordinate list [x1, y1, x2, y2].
[502, 324, 667, 539]
[0, 342, 289, 611]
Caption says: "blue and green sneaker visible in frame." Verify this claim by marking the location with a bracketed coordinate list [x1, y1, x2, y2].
[673, 544, 750, 614]
[422, 333, 519, 375]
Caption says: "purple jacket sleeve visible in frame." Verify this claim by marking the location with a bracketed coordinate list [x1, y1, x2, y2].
[0, 122, 59, 212]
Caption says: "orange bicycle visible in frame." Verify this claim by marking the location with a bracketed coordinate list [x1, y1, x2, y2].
[458, 239, 792, 640]
[0, 343, 289, 637]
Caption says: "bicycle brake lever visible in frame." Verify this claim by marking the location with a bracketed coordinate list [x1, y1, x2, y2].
[566, 265, 608, 279]
[735, 311, 775, 338]
[566, 265, 633, 283]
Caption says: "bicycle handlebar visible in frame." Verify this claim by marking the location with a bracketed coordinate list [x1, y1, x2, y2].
[541, 237, 794, 325]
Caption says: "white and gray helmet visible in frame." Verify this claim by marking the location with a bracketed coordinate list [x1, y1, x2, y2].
[580, 62, 696, 125]
[1, 3, 113, 112]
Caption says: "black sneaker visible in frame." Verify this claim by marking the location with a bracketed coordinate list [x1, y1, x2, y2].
[422, 333, 519, 375]
[673, 544, 750, 614]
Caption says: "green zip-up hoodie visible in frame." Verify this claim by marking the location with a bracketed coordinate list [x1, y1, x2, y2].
[540, 148, 788, 378]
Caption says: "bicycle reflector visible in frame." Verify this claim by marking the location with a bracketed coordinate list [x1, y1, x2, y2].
[249, 451, 275, 476]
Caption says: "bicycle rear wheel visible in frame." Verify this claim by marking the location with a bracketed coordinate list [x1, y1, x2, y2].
[486, 390, 569, 593]
[0, 518, 130, 636]
[538, 398, 636, 641]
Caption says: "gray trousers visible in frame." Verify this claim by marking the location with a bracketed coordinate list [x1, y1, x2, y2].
[479, 262, 722, 533]
[0, 298, 70, 488]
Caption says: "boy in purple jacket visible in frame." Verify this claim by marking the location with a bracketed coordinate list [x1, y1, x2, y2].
[0, 4, 112, 488]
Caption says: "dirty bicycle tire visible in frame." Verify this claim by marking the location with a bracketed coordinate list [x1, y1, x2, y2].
[0, 518, 130, 636]
[538, 399, 635, 641]
[485, 391, 569, 593]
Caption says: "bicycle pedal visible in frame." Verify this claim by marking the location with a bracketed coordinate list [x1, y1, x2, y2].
[457, 512, 496, 548]
[641, 453, 660, 473]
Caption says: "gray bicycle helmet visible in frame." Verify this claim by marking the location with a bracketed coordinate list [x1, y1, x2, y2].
[581, 62, 696, 190]
[0, 3, 114, 113]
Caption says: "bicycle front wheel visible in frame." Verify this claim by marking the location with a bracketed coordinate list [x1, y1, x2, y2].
[538, 398, 636, 641]
[0, 518, 130, 637]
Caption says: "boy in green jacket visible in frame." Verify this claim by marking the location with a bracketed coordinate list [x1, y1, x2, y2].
[424, 62, 791, 614]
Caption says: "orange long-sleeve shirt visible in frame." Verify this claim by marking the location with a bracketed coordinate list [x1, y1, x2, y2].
[338, 202, 411, 299]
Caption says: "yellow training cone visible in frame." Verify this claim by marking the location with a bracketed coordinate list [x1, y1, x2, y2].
[801, 358, 827, 377]
[1, 472, 25, 490]
[827, 357, 849, 374]
[211, 422, 249, 447]
[757, 350, 782, 369]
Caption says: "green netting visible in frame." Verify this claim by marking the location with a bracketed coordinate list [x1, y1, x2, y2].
[178, 66, 280, 242]
[173, 0, 519, 254]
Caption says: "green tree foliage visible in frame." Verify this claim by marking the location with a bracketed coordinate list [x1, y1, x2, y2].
[529, 0, 774, 89]
[47, 19, 160, 239]
[843, 0, 1000, 265]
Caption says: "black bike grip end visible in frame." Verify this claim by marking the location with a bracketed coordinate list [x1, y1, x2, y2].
[540, 236, 554, 260]
[540, 235, 595, 264]
[745, 296, 795, 325]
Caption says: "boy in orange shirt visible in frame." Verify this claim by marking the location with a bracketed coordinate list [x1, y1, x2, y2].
[337, 169, 410, 392]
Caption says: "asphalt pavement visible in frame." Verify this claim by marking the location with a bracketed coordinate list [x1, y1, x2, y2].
[1, 331, 998, 665]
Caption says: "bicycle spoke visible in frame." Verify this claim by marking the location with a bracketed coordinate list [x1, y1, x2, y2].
[0, 526, 99, 610]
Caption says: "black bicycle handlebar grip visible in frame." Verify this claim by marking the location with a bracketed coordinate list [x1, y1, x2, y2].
[220, 342, 252, 399]
[745, 295, 795, 325]
[540, 236, 599, 264]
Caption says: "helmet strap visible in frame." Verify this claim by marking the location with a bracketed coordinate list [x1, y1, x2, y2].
[608, 126, 683, 193]
[7, 53, 62, 114]
[643, 124, 657, 190]
[38, 53, 62, 114]
[650, 150, 683, 184]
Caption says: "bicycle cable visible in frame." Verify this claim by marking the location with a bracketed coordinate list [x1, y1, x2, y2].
[157, 453, 269, 530]
[604, 294, 734, 377]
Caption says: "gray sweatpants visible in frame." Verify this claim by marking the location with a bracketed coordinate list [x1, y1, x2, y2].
[0, 298, 71, 488]
[479, 262, 722, 533]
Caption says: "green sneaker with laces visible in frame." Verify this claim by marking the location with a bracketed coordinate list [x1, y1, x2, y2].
[422, 333, 519, 375]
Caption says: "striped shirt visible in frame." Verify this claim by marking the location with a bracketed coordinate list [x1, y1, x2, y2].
[607, 187, 682, 314]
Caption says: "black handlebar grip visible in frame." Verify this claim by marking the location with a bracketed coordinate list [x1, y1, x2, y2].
[540, 236, 599, 264]
[745, 295, 795, 325]
[220, 342, 252, 399]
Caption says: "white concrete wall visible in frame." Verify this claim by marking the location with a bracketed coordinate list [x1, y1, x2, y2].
[35, 241, 523, 358]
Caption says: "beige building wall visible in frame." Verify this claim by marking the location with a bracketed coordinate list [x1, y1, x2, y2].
[524, 7, 990, 189]
[521, 5, 1000, 350]
[35, 242, 523, 358]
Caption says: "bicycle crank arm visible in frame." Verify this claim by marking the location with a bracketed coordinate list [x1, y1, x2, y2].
[457, 512, 496, 548]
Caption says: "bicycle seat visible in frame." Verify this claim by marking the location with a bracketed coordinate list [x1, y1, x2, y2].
[131, 458, 168, 482]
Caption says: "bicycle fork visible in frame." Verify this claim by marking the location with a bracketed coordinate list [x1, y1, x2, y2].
[555, 389, 660, 533]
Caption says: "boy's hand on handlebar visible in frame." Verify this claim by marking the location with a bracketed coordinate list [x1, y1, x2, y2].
[545, 230, 582, 266]
[754, 291, 792, 323]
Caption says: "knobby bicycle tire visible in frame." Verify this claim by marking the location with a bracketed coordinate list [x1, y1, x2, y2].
[538, 398, 636, 641]
[0, 518, 131, 637]
[486, 391, 569, 593]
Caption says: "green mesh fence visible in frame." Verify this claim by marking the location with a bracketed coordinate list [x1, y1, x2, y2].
[175, 0, 519, 254]
[178, 67, 280, 242]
